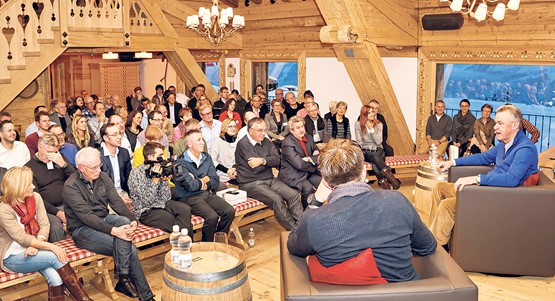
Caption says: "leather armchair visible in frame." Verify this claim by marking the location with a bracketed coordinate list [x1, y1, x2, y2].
[280, 232, 477, 301]
[448, 166, 555, 277]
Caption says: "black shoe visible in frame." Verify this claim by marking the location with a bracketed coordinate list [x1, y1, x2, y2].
[115, 275, 139, 298]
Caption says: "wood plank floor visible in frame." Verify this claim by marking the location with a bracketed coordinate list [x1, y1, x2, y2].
[26, 178, 554, 301]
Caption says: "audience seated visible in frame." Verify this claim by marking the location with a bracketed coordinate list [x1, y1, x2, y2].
[67, 114, 96, 150]
[156, 105, 174, 145]
[49, 125, 78, 167]
[264, 99, 289, 145]
[173, 130, 235, 242]
[450, 99, 476, 157]
[369, 100, 394, 156]
[295, 95, 316, 118]
[235, 118, 302, 230]
[284, 92, 304, 120]
[304, 103, 325, 145]
[108, 114, 133, 156]
[355, 104, 400, 190]
[279, 116, 322, 209]
[0, 120, 30, 168]
[173, 118, 206, 158]
[245, 95, 269, 119]
[25, 111, 52, 157]
[231, 89, 248, 123]
[0, 112, 21, 141]
[129, 142, 193, 238]
[430, 104, 538, 248]
[25, 105, 54, 137]
[210, 118, 239, 184]
[25, 133, 75, 242]
[287, 139, 437, 283]
[237, 111, 257, 142]
[422, 100, 452, 157]
[133, 125, 168, 167]
[152, 84, 164, 105]
[323, 100, 337, 120]
[324, 101, 351, 141]
[137, 110, 170, 151]
[164, 91, 182, 128]
[63, 147, 156, 300]
[188, 84, 206, 121]
[82, 96, 96, 120]
[0, 167, 93, 301]
[213, 86, 228, 120]
[173, 107, 193, 144]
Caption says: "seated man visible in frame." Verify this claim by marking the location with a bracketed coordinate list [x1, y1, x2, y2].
[422, 100, 452, 156]
[430, 104, 538, 248]
[25, 133, 75, 242]
[49, 124, 78, 167]
[450, 99, 476, 157]
[287, 139, 436, 283]
[129, 142, 193, 238]
[235, 118, 303, 231]
[279, 116, 322, 209]
[100, 123, 133, 209]
[63, 147, 155, 300]
[173, 130, 235, 242]
[471, 103, 495, 154]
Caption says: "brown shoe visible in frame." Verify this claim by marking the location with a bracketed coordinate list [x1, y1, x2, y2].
[57, 264, 94, 301]
[48, 285, 65, 301]
[378, 178, 391, 190]
[381, 166, 401, 190]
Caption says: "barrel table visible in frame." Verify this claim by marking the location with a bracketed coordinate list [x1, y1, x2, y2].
[162, 242, 251, 301]
[413, 161, 448, 226]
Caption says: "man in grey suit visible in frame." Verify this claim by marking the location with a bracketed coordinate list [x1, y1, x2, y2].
[279, 116, 322, 209]
[50, 99, 72, 134]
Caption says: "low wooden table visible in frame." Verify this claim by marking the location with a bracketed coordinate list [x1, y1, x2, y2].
[162, 242, 251, 301]
[413, 161, 448, 226]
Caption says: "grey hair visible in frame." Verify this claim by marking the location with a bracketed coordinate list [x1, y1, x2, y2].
[75, 147, 101, 166]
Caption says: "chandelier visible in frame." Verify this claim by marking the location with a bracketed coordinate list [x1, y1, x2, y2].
[186, 0, 245, 46]
[440, 0, 521, 22]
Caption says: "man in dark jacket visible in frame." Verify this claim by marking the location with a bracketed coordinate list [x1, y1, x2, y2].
[279, 116, 322, 209]
[173, 130, 235, 241]
[63, 147, 155, 300]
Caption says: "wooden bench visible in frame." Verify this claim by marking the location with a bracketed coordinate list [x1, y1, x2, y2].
[0, 198, 272, 300]
[366, 154, 429, 182]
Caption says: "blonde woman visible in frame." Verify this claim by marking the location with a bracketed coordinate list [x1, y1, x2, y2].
[67, 114, 95, 150]
[210, 118, 238, 184]
[0, 167, 93, 301]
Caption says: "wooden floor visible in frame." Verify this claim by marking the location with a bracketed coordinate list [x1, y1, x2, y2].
[26, 178, 554, 301]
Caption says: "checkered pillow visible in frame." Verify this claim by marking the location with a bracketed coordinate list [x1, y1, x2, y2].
[133, 224, 169, 243]
[191, 198, 263, 226]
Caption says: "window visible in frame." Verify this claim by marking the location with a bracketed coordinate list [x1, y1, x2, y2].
[198, 62, 220, 92]
[252, 62, 298, 99]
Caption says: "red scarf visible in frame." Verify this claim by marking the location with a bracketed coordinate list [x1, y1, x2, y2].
[10, 195, 40, 237]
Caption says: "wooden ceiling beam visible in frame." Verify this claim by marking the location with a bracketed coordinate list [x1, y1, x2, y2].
[366, 0, 418, 42]
[219, 0, 239, 8]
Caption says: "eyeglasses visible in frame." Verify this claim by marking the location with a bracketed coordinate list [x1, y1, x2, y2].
[151, 118, 164, 122]
[106, 133, 123, 138]
[85, 102, 94, 105]
[200, 111, 212, 116]
[228, 125, 238, 128]
[250, 128, 266, 133]
[81, 162, 103, 171]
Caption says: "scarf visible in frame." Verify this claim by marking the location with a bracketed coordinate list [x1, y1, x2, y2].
[224, 133, 237, 143]
[10, 194, 40, 237]
[328, 182, 372, 204]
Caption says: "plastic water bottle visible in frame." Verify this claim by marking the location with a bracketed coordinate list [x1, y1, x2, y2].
[169, 225, 181, 266]
[177, 229, 192, 270]
[248, 228, 255, 248]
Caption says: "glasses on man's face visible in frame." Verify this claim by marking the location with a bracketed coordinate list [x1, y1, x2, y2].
[82, 162, 103, 171]
[151, 118, 164, 122]
[200, 111, 212, 116]
[54, 133, 65, 138]
[106, 133, 123, 138]
[85, 102, 94, 105]
[251, 128, 266, 133]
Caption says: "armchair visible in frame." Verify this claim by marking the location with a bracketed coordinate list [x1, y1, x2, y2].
[280, 232, 477, 301]
[448, 166, 555, 277]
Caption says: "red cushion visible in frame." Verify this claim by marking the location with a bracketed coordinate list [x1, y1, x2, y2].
[523, 172, 539, 186]
[307, 248, 388, 285]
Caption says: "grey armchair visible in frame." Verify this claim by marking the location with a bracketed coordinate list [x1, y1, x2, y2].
[280, 232, 478, 301]
[448, 166, 555, 277]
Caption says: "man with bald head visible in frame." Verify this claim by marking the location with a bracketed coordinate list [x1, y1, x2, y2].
[63, 147, 155, 300]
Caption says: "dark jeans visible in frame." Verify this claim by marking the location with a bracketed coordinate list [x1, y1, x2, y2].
[139, 200, 193, 239]
[178, 192, 235, 242]
[72, 215, 153, 301]
[363, 148, 387, 180]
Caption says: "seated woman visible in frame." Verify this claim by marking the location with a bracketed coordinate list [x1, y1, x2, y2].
[218, 99, 243, 129]
[287, 140, 436, 284]
[210, 118, 239, 185]
[0, 167, 93, 301]
[278, 116, 321, 209]
[67, 114, 95, 150]
[133, 125, 168, 168]
[264, 99, 289, 145]
[324, 101, 351, 141]
[173, 107, 193, 144]
[125, 109, 143, 151]
[355, 105, 400, 190]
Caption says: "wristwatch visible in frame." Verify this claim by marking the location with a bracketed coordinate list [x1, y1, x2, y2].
[476, 175, 481, 185]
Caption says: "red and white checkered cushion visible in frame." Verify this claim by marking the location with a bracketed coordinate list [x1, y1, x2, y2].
[133, 224, 168, 244]
[191, 198, 264, 226]
[385, 154, 429, 167]
[0, 239, 96, 284]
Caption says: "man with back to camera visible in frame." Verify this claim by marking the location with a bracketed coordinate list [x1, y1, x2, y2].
[287, 139, 436, 283]
[429, 104, 538, 249]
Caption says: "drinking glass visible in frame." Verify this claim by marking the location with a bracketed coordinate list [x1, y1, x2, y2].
[213, 232, 228, 260]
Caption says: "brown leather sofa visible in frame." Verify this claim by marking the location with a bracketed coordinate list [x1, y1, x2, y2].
[448, 166, 555, 277]
[280, 232, 478, 301]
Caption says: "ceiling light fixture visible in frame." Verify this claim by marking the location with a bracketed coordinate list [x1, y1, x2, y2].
[102, 52, 119, 60]
[186, 0, 245, 46]
[440, 0, 520, 22]
[134, 51, 153, 59]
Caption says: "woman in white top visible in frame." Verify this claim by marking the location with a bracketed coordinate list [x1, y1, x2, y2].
[210, 118, 239, 184]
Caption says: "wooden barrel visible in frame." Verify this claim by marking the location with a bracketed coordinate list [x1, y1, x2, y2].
[413, 162, 448, 226]
[162, 242, 251, 301]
